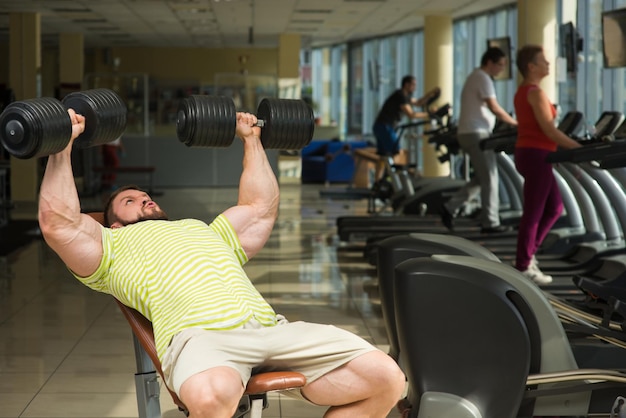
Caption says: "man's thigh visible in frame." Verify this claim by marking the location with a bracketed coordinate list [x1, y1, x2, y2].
[259, 321, 379, 383]
[162, 322, 378, 397]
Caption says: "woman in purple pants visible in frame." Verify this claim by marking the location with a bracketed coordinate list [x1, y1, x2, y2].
[513, 45, 581, 285]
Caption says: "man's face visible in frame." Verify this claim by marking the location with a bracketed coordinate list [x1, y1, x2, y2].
[110, 189, 168, 228]
[487, 57, 507, 77]
[406, 79, 417, 94]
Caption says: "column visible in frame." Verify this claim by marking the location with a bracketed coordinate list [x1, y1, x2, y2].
[518, 0, 558, 98]
[423, 15, 453, 177]
[277, 33, 301, 100]
[59, 33, 87, 192]
[59, 32, 84, 96]
[9, 12, 41, 214]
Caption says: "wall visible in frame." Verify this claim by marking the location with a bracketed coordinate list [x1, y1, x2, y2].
[91, 46, 279, 85]
[41, 47, 59, 97]
[89, 134, 280, 189]
[1, 44, 284, 189]
[0, 44, 8, 86]
[0, 44, 280, 95]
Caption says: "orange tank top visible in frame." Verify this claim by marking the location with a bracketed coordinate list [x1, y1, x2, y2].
[514, 84, 557, 152]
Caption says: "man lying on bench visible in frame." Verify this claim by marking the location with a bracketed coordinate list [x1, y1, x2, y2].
[38, 108, 405, 418]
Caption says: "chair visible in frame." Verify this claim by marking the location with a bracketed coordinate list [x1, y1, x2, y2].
[86, 212, 307, 418]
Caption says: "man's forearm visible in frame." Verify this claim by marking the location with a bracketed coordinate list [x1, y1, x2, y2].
[238, 136, 279, 220]
[39, 147, 82, 235]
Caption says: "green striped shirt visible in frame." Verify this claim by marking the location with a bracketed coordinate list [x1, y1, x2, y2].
[73, 215, 277, 361]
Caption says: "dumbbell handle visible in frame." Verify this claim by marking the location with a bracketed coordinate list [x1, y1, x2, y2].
[255, 120, 266, 128]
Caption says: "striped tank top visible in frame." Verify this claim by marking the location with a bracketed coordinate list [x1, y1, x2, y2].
[73, 215, 277, 361]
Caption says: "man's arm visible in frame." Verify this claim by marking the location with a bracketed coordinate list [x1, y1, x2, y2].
[39, 109, 104, 277]
[401, 103, 429, 120]
[413, 87, 440, 107]
[222, 112, 279, 259]
[484, 97, 518, 126]
[403, 87, 441, 120]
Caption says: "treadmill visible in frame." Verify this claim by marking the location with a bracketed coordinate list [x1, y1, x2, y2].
[474, 112, 626, 292]
[362, 112, 626, 286]
[336, 111, 585, 244]
[320, 95, 451, 203]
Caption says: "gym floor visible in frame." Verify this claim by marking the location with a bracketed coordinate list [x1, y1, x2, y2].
[0, 176, 404, 417]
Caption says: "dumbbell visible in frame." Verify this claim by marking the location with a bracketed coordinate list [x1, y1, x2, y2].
[0, 88, 127, 159]
[176, 95, 315, 150]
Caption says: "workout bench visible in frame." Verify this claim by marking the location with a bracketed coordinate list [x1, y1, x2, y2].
[87, 212, 307, 418]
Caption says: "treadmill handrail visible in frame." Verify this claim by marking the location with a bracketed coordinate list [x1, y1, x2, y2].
[598, 150, 626, 169]
[547, 139, 626, 163]
[480, 129, 518, 151]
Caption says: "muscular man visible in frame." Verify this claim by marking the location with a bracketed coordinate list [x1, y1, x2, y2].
[39, 109, 405, 418]
[441, 47, 518, 233]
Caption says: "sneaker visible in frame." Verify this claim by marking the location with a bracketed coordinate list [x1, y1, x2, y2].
[480, 225, 513, 234]
[521, 267, 553, 285]
[530, 255, 539, 269]
[440, 204, 455, 231]
[513, 256, 539, 270]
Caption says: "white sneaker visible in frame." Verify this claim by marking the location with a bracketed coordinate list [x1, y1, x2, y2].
[521, 267, 552, 285]
[513, 255, 539, 269]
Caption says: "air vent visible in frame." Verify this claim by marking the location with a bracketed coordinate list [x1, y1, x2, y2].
[288, 27, 318, 33]
[101, 33, 132, 39]
[291, 19, 324, 24]
[87, 27, 120, 32]
[52, 8, 93, 13]
[294, 9, 333, 14]
[73, 18, 108, 23]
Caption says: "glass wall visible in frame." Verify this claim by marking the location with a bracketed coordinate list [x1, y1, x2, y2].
[602, 0, 626, 120]
[348, 43, 363, 134]
[305, 1, 626, 145]
[576, 0, 606, 128]
[558, 0, 626, 131]
[310, 30, 425, 139]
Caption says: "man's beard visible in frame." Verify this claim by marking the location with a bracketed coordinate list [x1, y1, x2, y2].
[121, 209, 169, 226]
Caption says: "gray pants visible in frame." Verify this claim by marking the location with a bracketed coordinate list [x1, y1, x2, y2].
[444, 132, 500, 228]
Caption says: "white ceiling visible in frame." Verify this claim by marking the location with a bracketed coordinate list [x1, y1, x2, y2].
[0, 0, 514, 49]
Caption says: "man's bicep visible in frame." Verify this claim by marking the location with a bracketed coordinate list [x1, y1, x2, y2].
[44, 214, 104, 278]
[221, 205, 272, 258]
[483, 96, 499, 109]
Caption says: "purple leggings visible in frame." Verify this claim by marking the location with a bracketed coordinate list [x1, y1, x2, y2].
[514, 147, 563, 271]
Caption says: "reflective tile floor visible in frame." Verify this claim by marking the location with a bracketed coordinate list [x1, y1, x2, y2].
[0, 181, 403, 418]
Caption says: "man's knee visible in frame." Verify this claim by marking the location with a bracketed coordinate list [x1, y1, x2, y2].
[179, 367, 245, 417]
[362, 351, 406, 398]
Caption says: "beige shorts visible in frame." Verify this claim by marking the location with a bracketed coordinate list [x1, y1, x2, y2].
[161, 317, 378, 397]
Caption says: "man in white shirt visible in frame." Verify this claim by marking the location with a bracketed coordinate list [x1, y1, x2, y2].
[441, 47, 518, 233]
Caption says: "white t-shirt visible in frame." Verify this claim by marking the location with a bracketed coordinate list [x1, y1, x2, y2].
[457, 68, 496, 134]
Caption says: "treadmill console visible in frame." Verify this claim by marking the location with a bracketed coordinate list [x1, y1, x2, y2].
[611, 118, 626, 140]
[593, 111, 624, 138]
[557, 111, 583, 135]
